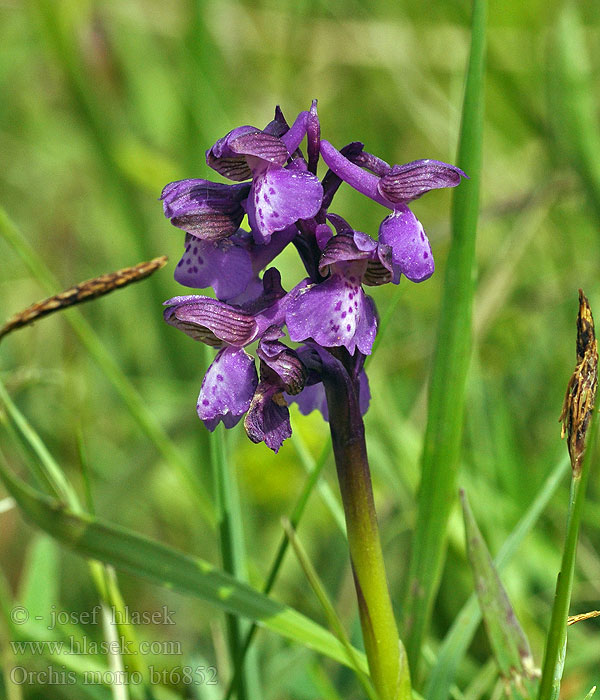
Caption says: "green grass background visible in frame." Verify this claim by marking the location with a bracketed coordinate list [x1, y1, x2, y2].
[1, 0, 600, 698]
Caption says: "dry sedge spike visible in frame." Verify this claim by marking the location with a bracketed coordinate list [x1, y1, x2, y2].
[559, 289, 598, 476]
[0, 256, 168, 342]
[567, 610, 600, 626]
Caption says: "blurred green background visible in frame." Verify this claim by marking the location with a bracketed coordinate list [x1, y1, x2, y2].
[1, 0, 600, 698]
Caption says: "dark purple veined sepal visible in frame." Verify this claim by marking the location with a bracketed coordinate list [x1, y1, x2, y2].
[163, 295, 259, 346]
[377, 159, 467, 203]
[207, 126, 289, 181]
[161, 179, 250, 240]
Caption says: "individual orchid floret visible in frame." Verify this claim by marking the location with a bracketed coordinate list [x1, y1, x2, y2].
[206, 111, 324, 244]
[161, 179, 249, 241]
[163, 271, 306, 446]
[286, 218, 386, 355]
[244, 327, 307, 452]
[319, 139, 467, 282]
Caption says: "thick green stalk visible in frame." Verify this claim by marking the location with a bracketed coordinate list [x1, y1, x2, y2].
[403, 0, 486, 678]
[323, 355, 410, 700]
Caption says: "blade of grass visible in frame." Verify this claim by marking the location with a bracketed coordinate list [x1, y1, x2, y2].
[461, 490, 538, 700]
[0, 453, 368, 674]
[224, 441, 333, 699]
[425, 455, 569, 700]
[403, 0, 486, 678]
[210, 423, 260, 700]
[538, 407, 600, 700]
[292, 433, 345, 534]
[0, 376, 80, 509]
[549, 3, 600, 224]
[281, 518, 378, 700]
[0, 205, 215, 527]
[18, 536, 59, 620]
[2, 381, 158, 694]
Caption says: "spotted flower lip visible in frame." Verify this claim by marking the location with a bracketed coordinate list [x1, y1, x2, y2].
[174, 225, 297, 302]
[286, 265, 378, 356]
[247, 166, 323, 244]
[197, 346, 258, 430]
[378, 205, 435, 282]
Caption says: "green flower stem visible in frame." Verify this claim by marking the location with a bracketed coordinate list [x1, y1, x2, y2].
[323, 360, 410, 700]
[538, 406, 600, 700]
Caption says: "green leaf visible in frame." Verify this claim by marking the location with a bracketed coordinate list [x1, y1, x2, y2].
[548, 3, 600, 223]
[461, 490, 539, 700]
[0, 454, 368, 675]
[0, 206, 215, 527]
[403, 0, 487, 676]
[425, 456, 568, 700]
[18, 535, 60, 618]
[282, 518, 378, 700]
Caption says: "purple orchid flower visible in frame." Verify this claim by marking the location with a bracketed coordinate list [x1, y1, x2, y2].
[163, 269, 305, 452]
[286, 217, 392, 356]
[207, 112, 323, 244]
[319, 139, 467, 282]
[161, 102, 466, 452]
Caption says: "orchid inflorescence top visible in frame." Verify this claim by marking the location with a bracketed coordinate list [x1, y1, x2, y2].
[162, 101, 466, 452]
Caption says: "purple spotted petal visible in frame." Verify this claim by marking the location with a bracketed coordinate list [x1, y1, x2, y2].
[378, 160, 467, 203]
[207, 126, 289, 181]
[244, 381, 292, 453]
[175, 234, 253, 300]
[247, 167, 323, 243]
[163, 296, 258, 346]
[378, 205, 434, 283]
[198, 347, 258, 430]
[161, 179, 249, 240]
[286, 270, 377, 355]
